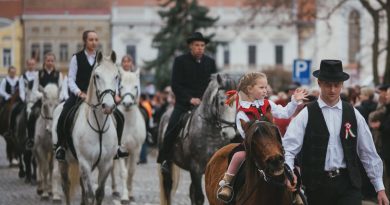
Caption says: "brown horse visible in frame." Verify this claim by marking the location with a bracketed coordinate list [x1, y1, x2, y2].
[205, 120, 294, 205]
[0, 91, 21, 165]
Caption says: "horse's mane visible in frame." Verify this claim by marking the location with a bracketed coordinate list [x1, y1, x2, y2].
[201, 74, 236, 104]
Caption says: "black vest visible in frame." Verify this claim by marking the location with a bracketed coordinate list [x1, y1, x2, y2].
[75, 50, 95, 93]
[302, 101, 361, 190]
[39, 70, 59, 87]
[5, 79, 19, 95]
[23, 73, 34, 90]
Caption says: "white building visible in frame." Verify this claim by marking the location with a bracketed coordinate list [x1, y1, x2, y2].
[112, 0, 387, 87]
[111, 0, 300, 75]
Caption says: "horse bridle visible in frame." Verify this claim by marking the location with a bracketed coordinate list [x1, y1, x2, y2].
[40, 106, 53, 120]
[119, 85, 139, 107]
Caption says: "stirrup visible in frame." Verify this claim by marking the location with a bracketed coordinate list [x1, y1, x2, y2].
[216, 184, 234, 203]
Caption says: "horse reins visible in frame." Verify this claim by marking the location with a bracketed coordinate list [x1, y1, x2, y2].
[86, 74, 117, 171]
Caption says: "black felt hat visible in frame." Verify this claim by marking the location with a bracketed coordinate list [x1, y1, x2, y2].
[312, 60, 350, 82]
[186, 32, 210, 44]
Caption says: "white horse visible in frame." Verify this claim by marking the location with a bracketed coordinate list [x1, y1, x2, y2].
[33, 83, 59, 200]
[52, 51, 119, 205]
[111, 69, 146, 204]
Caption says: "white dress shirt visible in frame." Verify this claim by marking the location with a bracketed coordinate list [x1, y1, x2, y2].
[236, 98, 299, 138]
[68, 50, 96, 96]
[283, 97, 385, 192]
[0, 76, 19, 100]
[19, 71, 38, 102]
[31, 69, 63, 100]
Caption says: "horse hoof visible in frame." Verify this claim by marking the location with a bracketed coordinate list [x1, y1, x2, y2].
[37, 189, 43, 195]
[40, 195, 50, 201]
[112, 191, 120, 198]
[30, 179, 37, 186]
[52, 198, 62, 204]
[120, 199, 130, 205]
[19, 171, 26, 178]
[24, 178, 31, 184]
[129, 196, 135, 202]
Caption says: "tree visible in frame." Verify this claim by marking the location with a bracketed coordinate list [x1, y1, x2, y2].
[359, 0, 389, 84]
[246, 0, 389, 85]
[144, 0, 218, 89]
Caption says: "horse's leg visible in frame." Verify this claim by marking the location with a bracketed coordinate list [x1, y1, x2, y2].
[52, 159, 62, 203]
[5, 135, 14, 166]
[80, 177, 87, 205]
[40, 156, 50, 200]
[119, 158, 129, 204]
[60, 162, 71, 205]
[126, 150, 139, 202]
[189, 171, 204, 205]
[96, 163, 112, 205]
[79, 161, 94, 205]
[111, 160, 120, 197]
[31, 155, 38, 185]
[23, 150, 32, 184]
[18, 153, 25, 178]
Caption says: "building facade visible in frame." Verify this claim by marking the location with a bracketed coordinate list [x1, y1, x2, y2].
[22, 0, 111, 73]
[111, 0, 301, 76]
[0, 0, 23, 76]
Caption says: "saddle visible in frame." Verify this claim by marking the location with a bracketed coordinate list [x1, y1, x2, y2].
[177, 110, 194, 139]
[63, 101, 125, 160]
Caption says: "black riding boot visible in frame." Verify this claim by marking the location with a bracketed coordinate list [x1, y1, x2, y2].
[113, 109, 128, 159]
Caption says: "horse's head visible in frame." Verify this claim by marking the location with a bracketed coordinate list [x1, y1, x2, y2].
[202, 74, 237, 139]
[243, 120, 285, 177]
[87, 51, 119, 114]
[41, 83, 59, 132]
[118, 68, 139, 110]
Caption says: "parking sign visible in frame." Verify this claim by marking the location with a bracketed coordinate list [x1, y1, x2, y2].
[293, 59, 311, 85]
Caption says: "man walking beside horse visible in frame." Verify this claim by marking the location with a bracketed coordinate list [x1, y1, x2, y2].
[157, 31, 217, 172]
[283, 60, 389, 205]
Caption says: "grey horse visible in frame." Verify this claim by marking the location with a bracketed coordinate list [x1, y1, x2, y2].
[158, 73, 237, 205]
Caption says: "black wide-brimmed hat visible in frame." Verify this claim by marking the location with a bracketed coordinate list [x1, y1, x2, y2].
[312, 60, 350, 82]
[186, 32, 210, 44]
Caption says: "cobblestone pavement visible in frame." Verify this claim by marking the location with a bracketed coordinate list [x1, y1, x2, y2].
[0, 136, 209, 205]
[0, 137, 380, 205]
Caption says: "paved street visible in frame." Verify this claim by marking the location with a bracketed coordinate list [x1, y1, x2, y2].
[0, 136, 205, 205]
[0, 136, 380, 205]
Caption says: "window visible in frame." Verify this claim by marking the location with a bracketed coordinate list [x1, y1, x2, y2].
[222, 42, 230, 66]
[3, 48, 11, 67]
[275, 45, 284, 65]
[248, 45, 256, 66]
[60, 44, 68, 62]
[126, 45, 137, 65]
[348, 10, 361, 63]
[43, 43, 52, 55]
[31, 43, 40, 62]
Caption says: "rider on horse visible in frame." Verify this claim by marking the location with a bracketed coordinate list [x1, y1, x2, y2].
[26, 52, 63, 149]
[55, 30, 128, 161]
[156, 31, 217, 172]
[1, 66, 22, 133]
[19, 58, 38, 104]
[217, 72, 308, 202]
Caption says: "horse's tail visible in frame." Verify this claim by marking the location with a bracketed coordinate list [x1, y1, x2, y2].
[68, 162, 80, 198]
[158, 163, 180, 205]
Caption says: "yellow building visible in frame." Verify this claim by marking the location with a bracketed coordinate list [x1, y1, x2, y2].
[0, 18, 23, 77]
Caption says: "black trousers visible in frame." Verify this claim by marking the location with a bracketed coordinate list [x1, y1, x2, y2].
[157, 105, 190, 163]
[385, 159, 390, 177]
[56, 94, 80, 148]
[27, 100, 42, 139]
[306, 173, 362, 205]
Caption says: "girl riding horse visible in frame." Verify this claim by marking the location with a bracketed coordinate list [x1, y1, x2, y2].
[217, 72, 308, 202]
